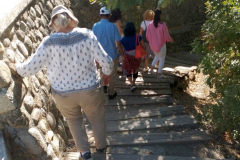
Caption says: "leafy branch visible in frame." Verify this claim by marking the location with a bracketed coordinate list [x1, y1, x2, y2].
[88, 0, 184, 10]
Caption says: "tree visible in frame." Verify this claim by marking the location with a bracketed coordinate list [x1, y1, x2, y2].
[88, 0, 184, 10]
[192, 0, 240, 140]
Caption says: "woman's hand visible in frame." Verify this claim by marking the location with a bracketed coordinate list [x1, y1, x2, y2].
[14, 57, 21, 68]
[171, 38, 174, 43]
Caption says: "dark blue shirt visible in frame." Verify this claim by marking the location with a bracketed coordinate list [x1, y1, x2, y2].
[121, 34, 142, 51]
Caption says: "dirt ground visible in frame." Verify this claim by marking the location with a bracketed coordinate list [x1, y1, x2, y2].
[171, 71, 240, 160]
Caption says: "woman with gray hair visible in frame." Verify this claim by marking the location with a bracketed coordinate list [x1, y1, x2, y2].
[15, 5, 113, 160]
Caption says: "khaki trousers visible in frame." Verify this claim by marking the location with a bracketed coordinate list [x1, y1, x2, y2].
[100, 58, 118, 95]
[52, 86, 107, 152]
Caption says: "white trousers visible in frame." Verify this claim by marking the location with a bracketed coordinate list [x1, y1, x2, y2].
[151, 44, 166, 73]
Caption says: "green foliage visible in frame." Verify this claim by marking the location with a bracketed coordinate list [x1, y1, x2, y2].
[88, 0, 184, 11]
[192, 0, 240, 140]
[89, 0, 147, 11]
[157, 0, 184, 8]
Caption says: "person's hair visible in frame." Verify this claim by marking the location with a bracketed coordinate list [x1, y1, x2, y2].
[53, 13, 70, 28]
[110, 8, 121, 23]
[153, 9, 162, 28]
[123, 21, 136, 37]
[143, 10, 154, 20]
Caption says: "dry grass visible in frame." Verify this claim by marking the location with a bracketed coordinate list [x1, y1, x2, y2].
[171, 72, 240, 159]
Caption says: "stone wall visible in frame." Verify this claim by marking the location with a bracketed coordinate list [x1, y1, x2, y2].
[0, 0, 71, 159]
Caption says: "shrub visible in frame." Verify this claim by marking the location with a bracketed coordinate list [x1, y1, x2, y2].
[192, 0, 240, 140]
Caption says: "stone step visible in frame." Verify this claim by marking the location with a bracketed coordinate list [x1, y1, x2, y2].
[116, 88, 172, 96]
[115, 84, 171, 89]
[62, 152, 225, 160]
[86, 115, 198, 134]
[104, 105, 186, 121]
[107, 95, 173, 106]
[116, 76, 174, 84]
[84, 131, 212, 147]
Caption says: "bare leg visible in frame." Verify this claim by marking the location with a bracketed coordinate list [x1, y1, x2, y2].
[144, 58, 149, 69]
[133, 78, 136, 85]
[127, 76, 134, 86]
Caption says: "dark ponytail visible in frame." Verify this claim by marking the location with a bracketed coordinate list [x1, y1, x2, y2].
[153, 9, 162, 28]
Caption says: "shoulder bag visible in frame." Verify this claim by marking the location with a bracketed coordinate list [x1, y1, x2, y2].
[135, 34, 147, 58]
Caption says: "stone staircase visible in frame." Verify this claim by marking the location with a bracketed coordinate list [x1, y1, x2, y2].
[62, 57, 229, 160]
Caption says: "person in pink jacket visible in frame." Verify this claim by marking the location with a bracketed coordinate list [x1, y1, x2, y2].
[146, 9, 174, 78]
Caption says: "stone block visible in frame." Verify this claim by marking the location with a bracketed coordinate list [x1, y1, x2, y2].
[24, 36, 33, 53]
[57, 119, 67, 142]
[20, 21, 28, 32]
[0, 42, 4, 60]
[47, 112, 57, 131]
[28, 127, 47, 151]
[38, 118, 50, 134]
[15, 30, 25, 42]
[48, 96, 59, 118]
[4, 48, 15, 63]
[3, 39, 10, 48]
[0, 130, 12, 160]
[7, 79, 27, 108]
[23, 95, 34, 113]
[35, 5, 42, 18]
[17, 128, 44, 155]
[31, 108, 41, 124]
[0, 88, 16, 115]
[0, 61, 11, 88]
[30, 7, 37, 20]
[16, 40, 29, 58]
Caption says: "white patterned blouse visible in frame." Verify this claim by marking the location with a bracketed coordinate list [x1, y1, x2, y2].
[17, 28, 113, 93]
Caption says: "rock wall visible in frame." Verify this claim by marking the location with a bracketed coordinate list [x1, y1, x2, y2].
[0, 0, 71, 159]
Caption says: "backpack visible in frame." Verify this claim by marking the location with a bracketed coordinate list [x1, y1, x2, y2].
[142, 21, 148, 43]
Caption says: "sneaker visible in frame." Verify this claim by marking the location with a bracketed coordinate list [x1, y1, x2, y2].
[143, 67, 149, 72]
[130, 85, 136, 92]
[103, 86, 108, 93]
[117, 67, 123, 73]
[149, 70, 155, 75]
[157, 74, 164, 79]
[108, 91, 117, 100]
[80, 151, 93, 160]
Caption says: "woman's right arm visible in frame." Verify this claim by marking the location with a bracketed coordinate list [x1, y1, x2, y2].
[16, 38, 48, 77]
[91, 34, 113, 76]
[115, 20, 123, 36]
[139, 27, 143, 36]
[163, 23, 173, 43]
[139, 21, 144, 36]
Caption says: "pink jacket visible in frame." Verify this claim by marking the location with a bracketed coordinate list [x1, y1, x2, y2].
[146, 22, 172, 53]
